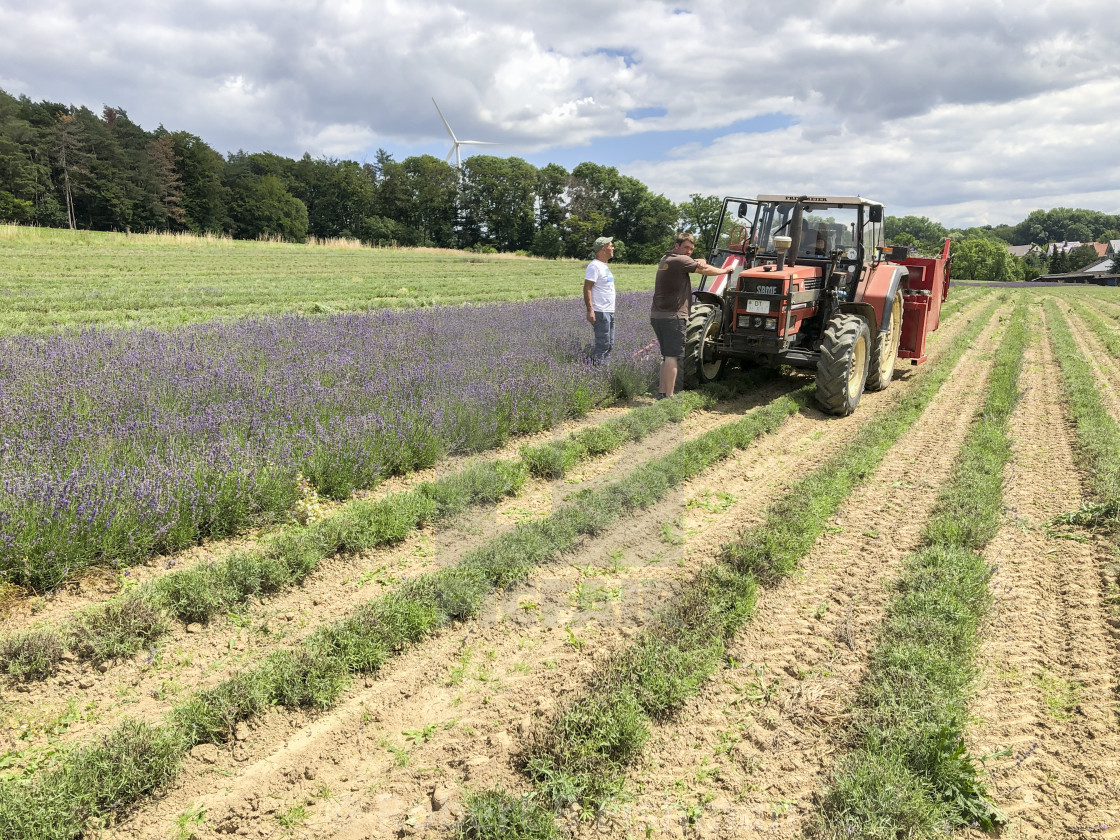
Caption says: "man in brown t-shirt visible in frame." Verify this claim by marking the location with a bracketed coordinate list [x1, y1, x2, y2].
[650, 232, 733, 398]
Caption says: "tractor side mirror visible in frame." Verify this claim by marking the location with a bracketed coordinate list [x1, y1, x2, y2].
[737, 202, 750, 218]
[868, 205, 883, 223]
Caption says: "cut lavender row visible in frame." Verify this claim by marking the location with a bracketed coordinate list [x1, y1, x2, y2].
[0, 293, 659, 589]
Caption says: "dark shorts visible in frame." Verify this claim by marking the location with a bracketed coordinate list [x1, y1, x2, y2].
[651, 316, 687, 359]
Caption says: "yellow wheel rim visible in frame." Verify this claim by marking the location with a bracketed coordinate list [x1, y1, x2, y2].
[848, 334, 868, 400]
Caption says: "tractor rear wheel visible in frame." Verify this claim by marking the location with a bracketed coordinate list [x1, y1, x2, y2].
[681, 303, 725, 389]
[866, 290, 903, 391]
[815, 313, 871, 416]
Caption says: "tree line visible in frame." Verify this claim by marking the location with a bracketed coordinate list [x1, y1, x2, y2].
[0, 88, 727, 263]
[2, 86, 1118, 274]
[887, 210, 1120, 282]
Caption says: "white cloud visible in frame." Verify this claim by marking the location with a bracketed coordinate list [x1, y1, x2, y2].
[1, 0, 1117, 226]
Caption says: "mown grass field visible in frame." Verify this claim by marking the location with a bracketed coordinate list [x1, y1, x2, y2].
[0, 232, 1118, 840]
[0, 226, 653, 333]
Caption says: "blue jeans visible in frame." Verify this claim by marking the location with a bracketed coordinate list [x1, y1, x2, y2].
[591, 311, 615, 363]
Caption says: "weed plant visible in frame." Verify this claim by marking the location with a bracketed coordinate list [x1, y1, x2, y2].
[0, 628, 63, 681]
[459, 298, 1002, 837]
[457, 789, 560, 840]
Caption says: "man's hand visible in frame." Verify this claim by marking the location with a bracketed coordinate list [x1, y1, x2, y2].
[586, 310, 596, 324]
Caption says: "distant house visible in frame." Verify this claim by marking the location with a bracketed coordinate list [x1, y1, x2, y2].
[1007, 244, 1042, 258]
[1036, 255, 1119, 284]
[1047, 241, 1084, 255]
[1047, 240, 1115, 257]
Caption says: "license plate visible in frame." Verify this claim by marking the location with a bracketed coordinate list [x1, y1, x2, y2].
[745, 298, 769, 314]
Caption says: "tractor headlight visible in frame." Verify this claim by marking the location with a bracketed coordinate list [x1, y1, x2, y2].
[737, 315, 749, 328]
[765, 317, 777, 330]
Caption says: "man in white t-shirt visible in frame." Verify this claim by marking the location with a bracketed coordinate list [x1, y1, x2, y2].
[584, 236, 615, 363]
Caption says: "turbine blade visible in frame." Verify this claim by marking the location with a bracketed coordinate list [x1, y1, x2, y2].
[432, 98, 457, 143]
[458, 141, 501, 146]
[445, 146, 456, 163]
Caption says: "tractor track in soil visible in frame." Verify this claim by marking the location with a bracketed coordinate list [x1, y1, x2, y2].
[101, 301, 999, 839]
[576, 304, 1011, 839]
[0, 380, 797, 754]
[1059, 304, 1120, 425]
[963, 303, 1120, 838]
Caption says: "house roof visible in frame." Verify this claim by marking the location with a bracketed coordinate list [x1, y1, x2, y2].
[1091, 243, 1109, 257]
[1109, 240, 1120, 256]
[1007, 244, 1039, 257]
[1083, 256, 1116, 273]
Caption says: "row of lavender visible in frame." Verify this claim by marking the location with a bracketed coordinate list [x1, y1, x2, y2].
[0, 293, 659, 590]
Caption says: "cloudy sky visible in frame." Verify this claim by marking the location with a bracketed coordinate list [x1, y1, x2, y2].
[2, 0, 1118, 227]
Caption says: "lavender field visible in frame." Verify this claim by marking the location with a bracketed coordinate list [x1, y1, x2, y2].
[0, 293, 659, 590]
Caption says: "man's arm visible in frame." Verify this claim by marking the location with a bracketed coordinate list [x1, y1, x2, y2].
[583, 279, 596, 323]
[695, 263, 734, 277]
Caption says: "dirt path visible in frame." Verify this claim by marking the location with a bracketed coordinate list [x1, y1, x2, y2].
[963, 303, 1120, 838]
[101, 302, 1000, 839]
[583, 305, 1010, 839]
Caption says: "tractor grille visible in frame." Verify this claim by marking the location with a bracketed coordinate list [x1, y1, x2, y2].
[802, 277, 822, 291]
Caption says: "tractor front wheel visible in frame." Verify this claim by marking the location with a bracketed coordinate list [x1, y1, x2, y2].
[815, 314, 871, 416]
[866, 290, 903, 392]
[682, 303, 725, 389]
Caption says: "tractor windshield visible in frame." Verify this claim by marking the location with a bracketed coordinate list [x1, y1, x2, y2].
[756, 202, 862, 263]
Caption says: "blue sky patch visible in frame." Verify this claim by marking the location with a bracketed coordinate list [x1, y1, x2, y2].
[626, 106, 668, 120]
[519, 112, 795, 171]
[594, 48, 638, 68]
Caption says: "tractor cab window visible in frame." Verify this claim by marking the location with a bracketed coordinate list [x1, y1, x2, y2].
[713, 200, 758, 253]
[797, 207, 860, 261]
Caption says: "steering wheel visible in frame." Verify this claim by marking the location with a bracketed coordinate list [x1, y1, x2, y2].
[728, 224, 751, 251]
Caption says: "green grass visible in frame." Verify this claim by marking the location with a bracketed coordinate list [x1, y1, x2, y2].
[0, 225, 653, 333]
[457, 297, 1003, 837]
[813, 304, 1028, 837]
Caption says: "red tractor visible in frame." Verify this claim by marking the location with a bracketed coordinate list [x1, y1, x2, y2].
[683, 194, 952, 415]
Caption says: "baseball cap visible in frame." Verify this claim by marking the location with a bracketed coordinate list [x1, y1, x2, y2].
[592, 236, 614, 256]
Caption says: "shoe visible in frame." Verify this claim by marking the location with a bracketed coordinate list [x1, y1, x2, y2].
[656, 392, 666, 400]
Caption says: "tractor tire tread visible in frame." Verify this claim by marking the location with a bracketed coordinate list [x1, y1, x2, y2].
[681, 303, 723, 390]
[815, 313, 870, 416]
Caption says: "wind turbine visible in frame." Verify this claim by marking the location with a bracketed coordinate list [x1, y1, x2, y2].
[432, 98, 499, 169]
